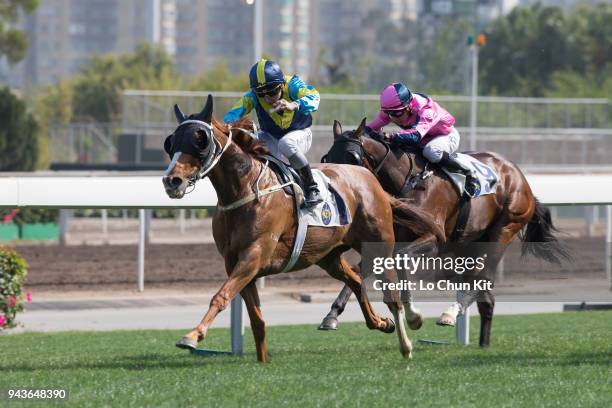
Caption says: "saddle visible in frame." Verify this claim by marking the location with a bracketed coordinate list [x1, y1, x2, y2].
[261, 154, 304, 197]
[259, 154, 351, 273]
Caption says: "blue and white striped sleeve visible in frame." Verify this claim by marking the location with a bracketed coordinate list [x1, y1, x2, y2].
[287, 75, 320, 114]
[223, 90, 256, 124]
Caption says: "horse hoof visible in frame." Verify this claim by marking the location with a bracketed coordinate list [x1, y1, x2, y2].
[382, 317, 396, 334]
[407, 314, 423, 331]
[175, 336, 198, 350]
[436, 313, 456, 327]
[318, 317, 338, 331]
[401, 350, 413, 360]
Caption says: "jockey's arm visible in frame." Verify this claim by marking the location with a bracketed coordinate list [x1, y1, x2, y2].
[388, 128, 422, 146]
[223, 90, 256, 124]
[366, 111, 390, 133]
[287, 76, 320, 114]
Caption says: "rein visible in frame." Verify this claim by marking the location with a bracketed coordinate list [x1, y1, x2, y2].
[363, 135, 392, 176]
[217, 159, 297, 211]
[199, 123, 297, 212]
[364, 135, 414, 194]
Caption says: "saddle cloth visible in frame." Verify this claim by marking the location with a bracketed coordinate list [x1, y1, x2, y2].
[263, 154, 351, 227]
[441, 153, 499, 198]
[300, 170, 351, 227]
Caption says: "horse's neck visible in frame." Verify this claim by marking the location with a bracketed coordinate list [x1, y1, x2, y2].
[208, 135, 259, 207]
[383, 150, 425, 195]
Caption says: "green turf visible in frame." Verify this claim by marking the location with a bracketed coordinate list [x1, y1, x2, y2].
[1, 312, 610, 407]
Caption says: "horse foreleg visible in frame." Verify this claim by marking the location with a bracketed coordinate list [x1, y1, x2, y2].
[396, 234, 439, 330]
[177, 249, 263, 351]
[437, 289, 484, 327]
[380, 264, 413, 358]
[241, 279, 268, 362]
[318, 284, 353, 330]
[319, 255, 395, 334]
[477, 291, 495, 347]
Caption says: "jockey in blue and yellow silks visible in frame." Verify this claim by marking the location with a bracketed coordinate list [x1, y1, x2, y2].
[224, 58, 323, 207]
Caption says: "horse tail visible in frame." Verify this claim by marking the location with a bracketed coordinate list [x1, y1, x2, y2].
[388, 196, 444, 240]
[520, 199, 572, 264]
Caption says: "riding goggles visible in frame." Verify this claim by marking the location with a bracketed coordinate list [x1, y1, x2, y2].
[255, 84, 282, 97]
[384, 108, 408, 118]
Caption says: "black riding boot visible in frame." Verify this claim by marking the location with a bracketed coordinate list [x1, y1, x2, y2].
[298, 164, 323, 207]
[439, 152, 480, 197]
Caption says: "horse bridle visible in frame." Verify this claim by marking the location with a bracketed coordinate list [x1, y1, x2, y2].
[164, 119, 233, 191]
[324, 133, 393, 177]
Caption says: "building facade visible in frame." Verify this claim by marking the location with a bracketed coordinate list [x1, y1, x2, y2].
[5, 0, 177, 88]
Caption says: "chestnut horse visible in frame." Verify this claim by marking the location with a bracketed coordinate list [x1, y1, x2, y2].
[320, 119, 570, 346]
[162, 96, 422, 362]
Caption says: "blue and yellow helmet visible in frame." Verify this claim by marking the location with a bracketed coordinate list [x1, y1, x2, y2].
[249, 59, 285, 91]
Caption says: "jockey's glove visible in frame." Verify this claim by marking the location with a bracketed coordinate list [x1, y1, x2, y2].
[364, 126, 382, 137]
[364, 126, 384, 140]
[390, 130, 421, 147]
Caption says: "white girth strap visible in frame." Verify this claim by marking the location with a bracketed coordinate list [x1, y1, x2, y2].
[217, 160, 298, 212]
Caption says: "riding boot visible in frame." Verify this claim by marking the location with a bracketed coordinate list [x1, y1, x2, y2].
[297, 164, 323, 207]
[439, 152, 480, 197]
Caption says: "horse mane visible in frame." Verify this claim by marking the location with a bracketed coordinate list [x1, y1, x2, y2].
[212, 116, 269, 158]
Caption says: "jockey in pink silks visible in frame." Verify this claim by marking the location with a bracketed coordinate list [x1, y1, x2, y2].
[366, 83, 479, 196]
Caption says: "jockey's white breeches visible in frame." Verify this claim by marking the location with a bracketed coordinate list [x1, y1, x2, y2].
[258, 128, 313, 164]
[422, 127, 461, 163]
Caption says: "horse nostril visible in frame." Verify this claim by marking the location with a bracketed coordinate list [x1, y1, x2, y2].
[170, 177, 183, 188]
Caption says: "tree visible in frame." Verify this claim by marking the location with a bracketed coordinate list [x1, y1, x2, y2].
[420, 20, 472, 94]
[186, 59, 249, 92]
[0, 0, 38, 64]
[71, 43, 181, 122]
[0, 86, 38, 171]
[480, 4, 571, 96]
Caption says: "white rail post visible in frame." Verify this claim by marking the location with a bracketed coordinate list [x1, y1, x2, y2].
[456, 291, 470, 345]
[179, 208, 186, 234]
[101, 209, 108, 235]
[145, 209, 153, 244]
[496, 255, 505, 284]
[230, 295, 244, 355]
[607, 205, 611, 289]
[59, 209, 70, 246]
[469, 41, 478, 151]
[138, 209, 146, 292]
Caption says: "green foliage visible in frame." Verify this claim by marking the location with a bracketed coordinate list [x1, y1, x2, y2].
[71, 44, 181, 122]
[0, 0, 38, 64]
[0, 313, 610, 404]
[0, 86, 39, 171]
[421, 20, 472, 94]
[9, 209, 58, 225]
[186, 59, 250, 92]
[480, 3, 612, 97]
[0, 246, 29, 329]
[546, 68, 612, 100]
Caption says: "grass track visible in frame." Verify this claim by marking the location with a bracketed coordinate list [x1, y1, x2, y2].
[1, 311, 610, 407]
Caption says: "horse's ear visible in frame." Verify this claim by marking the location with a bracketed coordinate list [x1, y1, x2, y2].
[333, 120, 343, 139]
[174, 104, 186, 123]
[196, 94, 214, 123]
[354, 117, 367, 137]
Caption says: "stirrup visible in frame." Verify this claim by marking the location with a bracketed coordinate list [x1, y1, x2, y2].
[302, 188, 323, 208]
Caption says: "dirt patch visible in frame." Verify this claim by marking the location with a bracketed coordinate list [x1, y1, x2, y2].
[12, 236, 607, 293]
[15, 243, 344, 292]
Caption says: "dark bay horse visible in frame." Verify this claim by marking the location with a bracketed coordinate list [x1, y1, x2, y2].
[162, 96, 421, 362]
[320, 119, 570, 346]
